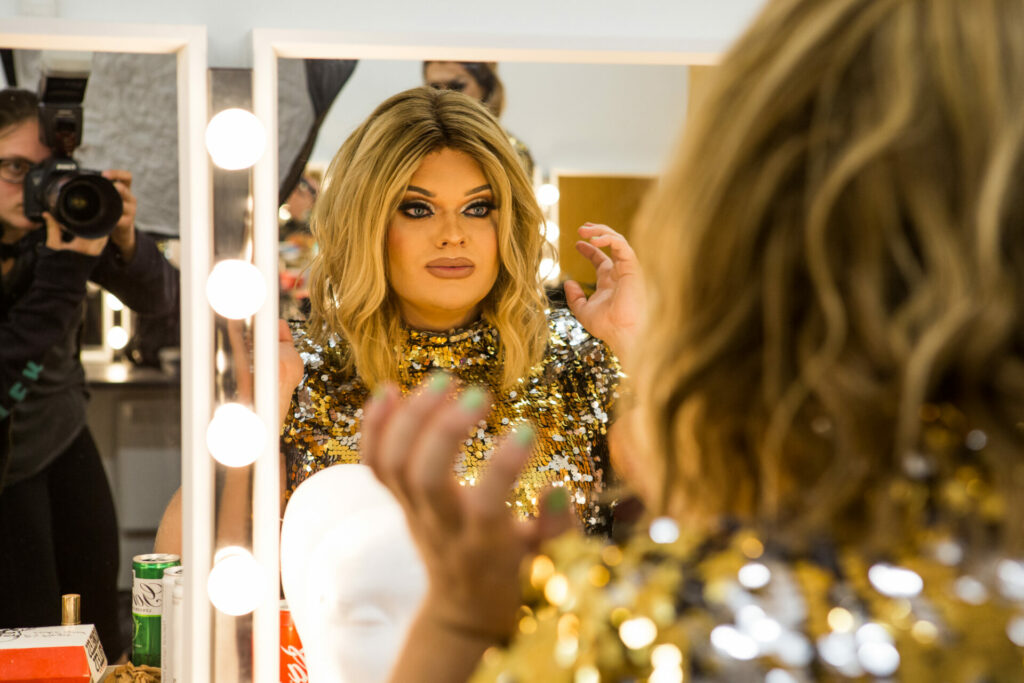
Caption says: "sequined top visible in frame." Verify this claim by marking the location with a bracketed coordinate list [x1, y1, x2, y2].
[281, 308, 622, 531]
[473, 413, 1024, 682]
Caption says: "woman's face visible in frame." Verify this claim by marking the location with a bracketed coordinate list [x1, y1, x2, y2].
[387, 147, 500, 331]
[424, 62, 486, 102]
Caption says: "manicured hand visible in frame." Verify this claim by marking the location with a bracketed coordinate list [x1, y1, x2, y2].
[563, 222, 646, 366]
[362, 375, 571, 640]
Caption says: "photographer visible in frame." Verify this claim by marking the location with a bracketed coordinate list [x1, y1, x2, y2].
[0, 88, 178, 662]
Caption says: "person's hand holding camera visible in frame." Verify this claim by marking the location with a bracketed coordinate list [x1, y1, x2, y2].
[42, 210, 108, 256]
[101, 169, 138, 262]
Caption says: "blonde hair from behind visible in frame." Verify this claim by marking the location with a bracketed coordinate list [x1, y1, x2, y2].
[636, 0, 1024, 550]
[307, 86, 548, 391]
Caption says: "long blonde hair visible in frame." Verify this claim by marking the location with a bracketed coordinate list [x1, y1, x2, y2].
[307, 86, 548, 390]
[637, 0, 1024, 548]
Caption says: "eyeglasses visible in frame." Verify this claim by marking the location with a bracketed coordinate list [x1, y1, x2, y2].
[0, 158, 33, 184]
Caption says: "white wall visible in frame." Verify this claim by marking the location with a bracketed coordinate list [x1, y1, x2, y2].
[306, 60, 688, 176]
[1, 0, 766, 67]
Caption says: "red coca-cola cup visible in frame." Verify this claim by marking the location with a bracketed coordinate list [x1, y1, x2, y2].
[280, 601, 307, 683]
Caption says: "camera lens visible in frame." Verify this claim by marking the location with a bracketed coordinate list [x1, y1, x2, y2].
[49, 174, 124, 239]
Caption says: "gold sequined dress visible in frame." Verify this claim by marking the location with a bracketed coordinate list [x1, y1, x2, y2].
[281, 308, 622, 532]
[473, 411, 1024, 682]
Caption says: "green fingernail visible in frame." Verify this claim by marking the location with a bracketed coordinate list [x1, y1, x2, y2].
[546, 487, 569, 514]
[428, 371, 450, 393]
[459, 386, 486, 411]
[513, 423, 535, 447]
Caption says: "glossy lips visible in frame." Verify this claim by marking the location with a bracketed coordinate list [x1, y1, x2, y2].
[426, 257, 475, 279]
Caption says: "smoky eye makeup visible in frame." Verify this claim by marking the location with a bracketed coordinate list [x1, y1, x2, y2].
[397, 199, 433, 218]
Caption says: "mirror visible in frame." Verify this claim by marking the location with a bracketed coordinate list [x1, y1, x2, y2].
[247, 30, 708, 683]
[0, 21, 208, 678]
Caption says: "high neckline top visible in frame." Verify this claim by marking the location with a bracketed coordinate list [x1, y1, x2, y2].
[282, 308, 623, 533]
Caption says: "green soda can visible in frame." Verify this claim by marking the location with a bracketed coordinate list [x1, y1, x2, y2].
[132, 553, 180, 667]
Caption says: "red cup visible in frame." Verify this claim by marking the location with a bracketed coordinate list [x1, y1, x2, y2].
[280, 601, 307, 683]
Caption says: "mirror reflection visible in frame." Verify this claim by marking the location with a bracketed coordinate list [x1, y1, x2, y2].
[0, 48, 182, 666]
[263, 57, 689, 682]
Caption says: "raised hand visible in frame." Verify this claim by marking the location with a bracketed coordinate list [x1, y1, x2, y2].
[362, 375, 571, 642]
[563, 222, 645, 366]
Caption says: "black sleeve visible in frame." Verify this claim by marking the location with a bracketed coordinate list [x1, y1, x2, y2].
[0, 247, 96, 447]
[90, 229, 179, 316]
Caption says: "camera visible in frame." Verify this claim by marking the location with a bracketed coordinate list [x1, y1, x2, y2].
[22, 55, 123, 239]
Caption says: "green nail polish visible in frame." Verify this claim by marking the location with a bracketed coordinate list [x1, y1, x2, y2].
[459, 386, 486, 411]
[546, 487, 569, 514]
[428, 371, 450, 393]
[513, 423, 535, 447]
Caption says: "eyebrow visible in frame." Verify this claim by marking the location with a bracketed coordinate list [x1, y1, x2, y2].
[405, 184, 492, 198]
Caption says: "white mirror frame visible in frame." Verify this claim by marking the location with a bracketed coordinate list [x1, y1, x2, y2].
[251, 28, 726, 683]
[0, 18, 211, 682]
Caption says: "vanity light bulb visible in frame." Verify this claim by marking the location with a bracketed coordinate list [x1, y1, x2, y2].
[542, 220, 560, 242]
[207, 403, 266, 467]
[537, 183, 560, 207]
[206, 259, 266, 319]
[207, 546, 266, 616]
[107, 326, 129, 350]
[104, 292, 124, 312]
[205, 108, 266, 171]
[540, 258, 560, 281]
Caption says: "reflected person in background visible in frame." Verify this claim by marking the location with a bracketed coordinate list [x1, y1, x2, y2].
[424, 61, 534, 178]
[0, 88, 179, 662]
[362, 0, 1024, 680]
[279, 167, 323, 321]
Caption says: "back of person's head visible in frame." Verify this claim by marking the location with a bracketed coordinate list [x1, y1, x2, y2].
[308, 86, 546, 389]
[0, 89, 37, 133]
[635, 0, 1024, 551]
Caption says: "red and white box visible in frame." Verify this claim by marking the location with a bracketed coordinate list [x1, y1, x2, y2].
[0, 624, 107, 682]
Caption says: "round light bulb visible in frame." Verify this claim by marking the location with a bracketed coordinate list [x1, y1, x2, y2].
[107, 326, 129, 350]
[540, 257, 560, 281]
[536, 183, 560, 207]
[206, 260, 266, 319]
[542, 220, 560, 242]
[207, 546, 266, 616]
[104, 292, 124, 311]
[205, 108, 266, 170]
[206, 403, 267, 467]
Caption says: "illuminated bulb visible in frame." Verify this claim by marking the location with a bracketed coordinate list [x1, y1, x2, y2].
[649, 517, 679, 544]
[104, 292, 124, 311]
[827, 607, 855, 633]
[278, 206, 292, 222]
[738, 562, 771, 589]
[205, 108, 266, 170]
[997, 559, 1024, 600]
[855, 623, 893, 646]
[619, 617, 657, 649]
[206, 403, 267, 467]
[1007, 616, 1024, 647]
[648, 666, 683, 683]
[868, 563, 923, 598]
[540, 257, 560, 281]
[207, 546, 266, 616]
[206, 259, 266, 319]
[107, 326, 129, 350]
[545, 574, 570, 606]
[536, 183, 560, 207]
[542, 220, 560, 242]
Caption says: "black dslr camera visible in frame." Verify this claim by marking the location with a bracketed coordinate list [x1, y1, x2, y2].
[22, 59, 123, 239]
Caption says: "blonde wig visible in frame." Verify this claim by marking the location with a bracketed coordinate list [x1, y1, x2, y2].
[307, 86, 547, 390]
[636, 0, 1024, 549]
